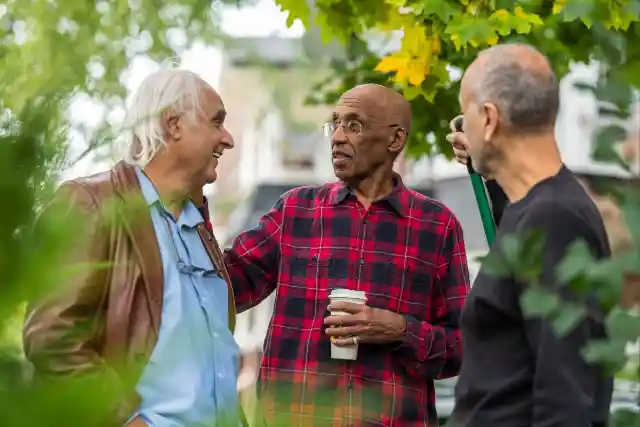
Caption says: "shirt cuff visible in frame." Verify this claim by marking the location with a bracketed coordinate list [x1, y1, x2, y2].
[393, 315, 425, 351]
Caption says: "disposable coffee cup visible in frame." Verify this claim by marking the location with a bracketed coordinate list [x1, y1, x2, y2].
[328, 288, 367, 360]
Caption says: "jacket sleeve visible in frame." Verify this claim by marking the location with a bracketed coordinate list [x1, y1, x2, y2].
[224, 197, 284, 313]
[393, 214, 470, 380]
[23, 182, 122, 389]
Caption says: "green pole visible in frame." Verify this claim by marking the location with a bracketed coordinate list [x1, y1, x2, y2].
[466, 161, 496, 246]
[454, 116, 496, 246]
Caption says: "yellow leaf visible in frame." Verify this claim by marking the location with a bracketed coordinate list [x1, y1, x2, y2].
[552, 0, 565, 14]
[528, 14, 544, 25]
[375, 55, 409, 73]
[402, 23, 429, 54]
[492, 9, 510, 22]
[450, 33, 462, 51]
[395, 66, 409, 84]
[514, 6, 527, 19]
[407, 59, 428, 86]
[431, 36, 441, 55]
[487, 34, 499, 45]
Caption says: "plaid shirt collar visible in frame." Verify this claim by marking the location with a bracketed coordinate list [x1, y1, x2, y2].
[326, 173, 411, 218]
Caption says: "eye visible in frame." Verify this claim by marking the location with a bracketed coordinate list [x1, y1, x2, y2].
[211, 120, 222, 129]
[346, 120, 361, 134]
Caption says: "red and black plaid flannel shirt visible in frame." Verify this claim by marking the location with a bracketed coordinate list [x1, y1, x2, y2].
[224, 175, 470, 427]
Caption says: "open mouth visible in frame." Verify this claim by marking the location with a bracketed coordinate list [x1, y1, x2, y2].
[212, 152, 222, 159]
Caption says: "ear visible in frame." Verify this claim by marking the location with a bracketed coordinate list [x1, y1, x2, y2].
[163, 110, 181, 142]
[482, 103, 500, 141]
[388, 127, 407, 156]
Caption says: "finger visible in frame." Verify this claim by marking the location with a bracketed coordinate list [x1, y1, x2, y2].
[446, 132, 468, 150]
[324, 315, 344, 326]
[324, 314, 361, 326]
[449, 115, 463, 132]
[328, 301, 366, 314]
[325, 326, 360, 337]
[331, 337, 360, 347]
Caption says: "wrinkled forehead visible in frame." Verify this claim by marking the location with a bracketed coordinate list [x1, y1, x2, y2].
[333, 91, 385, 123]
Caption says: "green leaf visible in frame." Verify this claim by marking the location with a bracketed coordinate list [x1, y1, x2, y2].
[499, 234, 522, 269]
[275, 0, 311, 27]
[592, 124, 630, 169]
[585, 258, 624, 310]
[403, 85, 421, 101]
[595, 77, 633, 111]
[561, 0, 596, 22]
[621, 193, 640, 244]
[582, 339, 628, 374]
[550, 302, 587, 336]
[418, 0, 459, 21]
[520, 286, 561, 318]
[476, 250, 510, 278]
[606, 307, 640, 343]
[556, 239, 593, 284]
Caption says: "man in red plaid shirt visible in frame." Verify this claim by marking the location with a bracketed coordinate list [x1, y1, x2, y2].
[224, 83, 471, 427]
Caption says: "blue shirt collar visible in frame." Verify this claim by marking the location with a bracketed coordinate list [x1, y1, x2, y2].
[134, 167, 204, 229]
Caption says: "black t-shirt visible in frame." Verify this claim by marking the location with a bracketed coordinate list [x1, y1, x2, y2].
[450, 166, 613, 427]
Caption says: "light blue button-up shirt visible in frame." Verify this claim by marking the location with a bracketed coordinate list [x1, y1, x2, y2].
[134, 168, 240, 427]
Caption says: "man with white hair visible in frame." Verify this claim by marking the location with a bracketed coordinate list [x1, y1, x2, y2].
[23, 69, 238, 427]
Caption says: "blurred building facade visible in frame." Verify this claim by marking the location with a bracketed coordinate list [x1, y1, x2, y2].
[210, 39, 639, 420]
[218, 52, 639, 351]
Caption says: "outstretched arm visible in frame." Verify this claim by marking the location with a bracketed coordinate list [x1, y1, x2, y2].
[224, 197, 284, 313]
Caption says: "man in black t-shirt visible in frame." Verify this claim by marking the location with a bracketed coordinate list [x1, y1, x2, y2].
[446, 43, 613, 427]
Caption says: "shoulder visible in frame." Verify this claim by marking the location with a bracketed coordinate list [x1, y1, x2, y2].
[518, 195, 608, 254]
[404, 188, 462, 229]
[279, 182, 341, 206]
[53, 169, 116, 213]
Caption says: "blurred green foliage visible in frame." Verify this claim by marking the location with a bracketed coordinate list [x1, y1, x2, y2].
[0, 0, 250, 424]
[2, 0, 640, 425]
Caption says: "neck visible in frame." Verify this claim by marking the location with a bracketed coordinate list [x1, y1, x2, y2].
[143, 159, 194, 217]
[349, 166, 395, 208]
[492, 133, 563, 202]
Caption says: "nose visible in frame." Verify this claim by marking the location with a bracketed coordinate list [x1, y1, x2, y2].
[331, 123, 348, 145]
[220, 127, 234, 150]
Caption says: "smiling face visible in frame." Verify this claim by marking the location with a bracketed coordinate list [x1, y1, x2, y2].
[164, 84, 234, 186]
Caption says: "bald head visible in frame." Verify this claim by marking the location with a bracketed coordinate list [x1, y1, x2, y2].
[341, 84, 412, 135]
[462, 43, 559, 133]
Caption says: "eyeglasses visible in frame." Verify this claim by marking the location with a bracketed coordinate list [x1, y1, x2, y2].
[322, 119, 401, 138]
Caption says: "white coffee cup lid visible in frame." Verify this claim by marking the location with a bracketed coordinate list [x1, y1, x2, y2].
[329, 288, 367, 300]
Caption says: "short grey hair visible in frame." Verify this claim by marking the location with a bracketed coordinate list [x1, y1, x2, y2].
[474, 44, 559, 132]
[123, 69, 207, 167]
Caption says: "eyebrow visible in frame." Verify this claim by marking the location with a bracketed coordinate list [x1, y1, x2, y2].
[331, 112, 363, 121]
[212, 109, 226, 122]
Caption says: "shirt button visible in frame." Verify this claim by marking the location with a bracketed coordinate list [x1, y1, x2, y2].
[213, 332, 219, 338]
[359, 258, 365, 265]
[217, 372, 225, 378]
